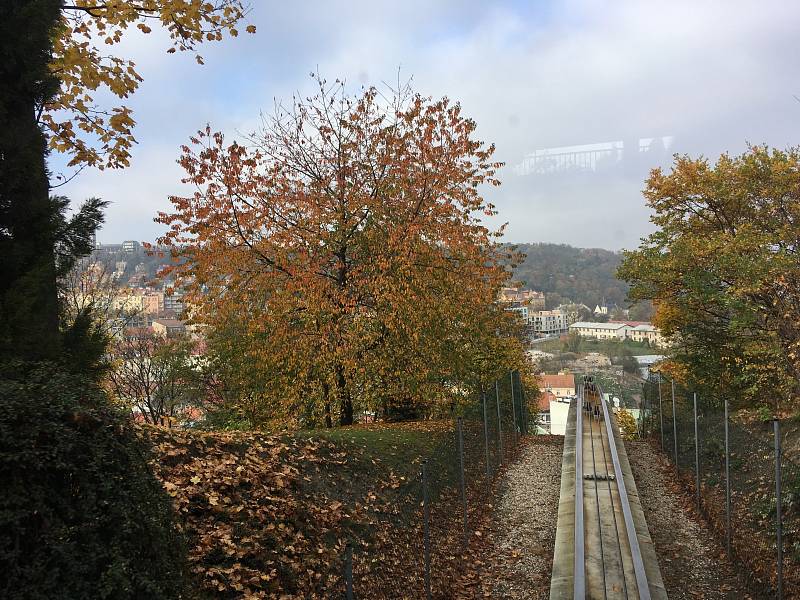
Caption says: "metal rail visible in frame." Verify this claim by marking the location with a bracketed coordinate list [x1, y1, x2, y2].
[569, 381, 653, 599]
[574, 385, 585, 599]
[600, 386, 652, 600]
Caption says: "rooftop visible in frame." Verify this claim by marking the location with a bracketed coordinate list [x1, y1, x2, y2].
[153, 318, 185, 327]
[537, 373, 576, 390]
[570, 321, 627, 330]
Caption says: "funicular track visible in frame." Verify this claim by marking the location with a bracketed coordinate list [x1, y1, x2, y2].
[550, 378, 667, 600]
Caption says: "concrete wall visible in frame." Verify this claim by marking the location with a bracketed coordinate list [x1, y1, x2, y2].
[550, 400, 571, 435]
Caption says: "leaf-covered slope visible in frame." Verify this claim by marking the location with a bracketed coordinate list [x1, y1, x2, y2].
[144, 423, 455, 599]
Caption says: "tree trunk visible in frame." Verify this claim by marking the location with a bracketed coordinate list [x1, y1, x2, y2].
[322, 381, 332, 428]
[0, 1, 62, 362]
[335, 363, 353, 426]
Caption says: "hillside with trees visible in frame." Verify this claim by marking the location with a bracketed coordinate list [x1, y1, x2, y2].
[508, 243, 630, 309]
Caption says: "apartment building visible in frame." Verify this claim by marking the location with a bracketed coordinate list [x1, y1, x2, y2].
[568, 320, 666, 347]
[530, 310, 568, 336]
[624, 322, 665, 346]
[569, 321, 629, 340]
[152, 318, 186, 337]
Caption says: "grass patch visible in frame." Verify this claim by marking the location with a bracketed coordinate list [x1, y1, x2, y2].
[300, 421, 451, 470]
[535, 336, 659, 357]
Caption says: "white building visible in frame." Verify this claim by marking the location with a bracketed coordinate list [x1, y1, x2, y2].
[549, 399, 571, 436]
[530, 309, 568, 336]
[569, 321, 628, 340]
[568, 321, 666, 347]
[635, 355, 665, 378]
[507, 305, 530, 323]
[625, 323, 666, 346]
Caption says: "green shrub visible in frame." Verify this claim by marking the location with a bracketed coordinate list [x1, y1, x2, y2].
[0, 362, 187, 599]
[616, 408, 638, 440]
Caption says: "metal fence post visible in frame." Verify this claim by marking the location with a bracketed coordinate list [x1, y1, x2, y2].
[345, 543, 354, 600]
[510, 370, 518, 443]
[639, 383, 645, 438]
[658, 374, 664, 450]
[457, 416, 467, 551]
[422, 460, 431, 600]
[693, 392, 700, 512]
[724, 399, 731, 559]
[482, 391, 491, 478]
[672, 380, 678, 466]
[520, 382, 528, 435]
[495, 380, 503, 462]
[774, 419, 783, 599]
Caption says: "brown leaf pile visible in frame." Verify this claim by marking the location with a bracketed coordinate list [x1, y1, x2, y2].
[142, 422, 509, 599]
[146, 428, 354, 597]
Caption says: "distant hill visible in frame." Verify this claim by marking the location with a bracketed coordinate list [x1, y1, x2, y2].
[507, 243, 629, 309]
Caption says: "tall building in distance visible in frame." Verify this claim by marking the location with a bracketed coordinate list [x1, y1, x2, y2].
[498, 287, 546, 310]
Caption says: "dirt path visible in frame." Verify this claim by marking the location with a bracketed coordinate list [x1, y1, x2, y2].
[480, 436, 564, 599]
[626, 440, 759, 600]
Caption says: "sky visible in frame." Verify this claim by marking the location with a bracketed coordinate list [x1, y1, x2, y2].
[53, 0, 800, 251]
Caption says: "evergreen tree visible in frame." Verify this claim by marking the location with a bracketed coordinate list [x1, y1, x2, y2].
[0, 0, 62, 361]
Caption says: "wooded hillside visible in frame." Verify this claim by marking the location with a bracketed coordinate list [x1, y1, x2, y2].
[508, 243, 629, 308]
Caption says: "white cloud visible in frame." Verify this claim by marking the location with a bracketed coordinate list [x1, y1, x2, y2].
[55, 0, 800, 249]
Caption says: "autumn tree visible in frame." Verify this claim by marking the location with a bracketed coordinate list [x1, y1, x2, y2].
[563, 331, 582, 353]
[158, 77, 527, 427]
[107, 329, 200, 425]
[0, 1, 252, 364]
[618, 146, 800, 411]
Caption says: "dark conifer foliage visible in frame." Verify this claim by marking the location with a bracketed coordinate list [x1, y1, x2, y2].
[0, 363, 188, 598]
[0, 1, 63, 361]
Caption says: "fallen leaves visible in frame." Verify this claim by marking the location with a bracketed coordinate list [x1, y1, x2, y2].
[143, 422, 484, 599]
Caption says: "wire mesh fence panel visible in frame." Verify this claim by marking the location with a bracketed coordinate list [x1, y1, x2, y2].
[343, 458, 427, 599]
[482, 387, 500, 478]
[728, 418, 781, 593]
[338, 375, 529, 599]
[670, 384, 697, 486]
[494, 374, 519, 464]
[781, 452, 800, 595]
[643, 374, 800, 598]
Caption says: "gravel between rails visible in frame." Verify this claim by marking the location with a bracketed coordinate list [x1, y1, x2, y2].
[626, 440, 758, 600]
[483, 436, 564, 599]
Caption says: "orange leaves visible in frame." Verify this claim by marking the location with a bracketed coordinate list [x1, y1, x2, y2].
[156, 75, 517, 426]
[48, 2, 254, 169]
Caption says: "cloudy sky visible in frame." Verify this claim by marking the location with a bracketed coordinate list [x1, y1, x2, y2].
[53, 0, 800, 251]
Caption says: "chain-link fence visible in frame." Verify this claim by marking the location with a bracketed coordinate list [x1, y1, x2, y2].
[334, 369, 530, 599]
[640, 375, 800, 598]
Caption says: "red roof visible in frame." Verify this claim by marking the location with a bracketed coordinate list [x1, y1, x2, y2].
[538, 390, 556, 411]
[536, 374, 575, 391]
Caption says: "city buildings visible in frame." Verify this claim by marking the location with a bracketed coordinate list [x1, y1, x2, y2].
[152, 318, 187, 337]
[568, 320, 666, 347]
[534, 373, 575, 435]
[498, 287, 546, 310]
[569, 321, 628, 340]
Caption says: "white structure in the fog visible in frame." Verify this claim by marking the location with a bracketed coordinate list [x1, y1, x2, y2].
[513, 137, 675, 177]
